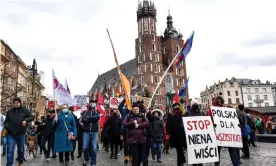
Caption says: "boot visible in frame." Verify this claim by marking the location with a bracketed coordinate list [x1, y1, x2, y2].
[76, 153, 82, 158]
[65, 161, 69, 166]
[110, 153, 114, 159]
[71, 153, 75, 161]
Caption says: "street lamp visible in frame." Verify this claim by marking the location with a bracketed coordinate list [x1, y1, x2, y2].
[166, 89, 176, 115]
[30, 59, 38, 111]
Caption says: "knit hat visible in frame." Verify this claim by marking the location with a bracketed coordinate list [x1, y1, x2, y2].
[132, 102, 139, 108]
[191, 99, 199, 106]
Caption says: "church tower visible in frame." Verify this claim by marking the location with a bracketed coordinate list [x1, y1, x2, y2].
[161, 12, 189, 104]
[135, 0, 165, 104]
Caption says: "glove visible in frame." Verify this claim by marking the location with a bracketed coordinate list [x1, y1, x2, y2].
[135, 123, 139, 128]
[134, 120, 137, 124]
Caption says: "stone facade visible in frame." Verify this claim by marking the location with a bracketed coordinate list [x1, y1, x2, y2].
[89, 1, 189, 108]
[0, 39, 45, 114]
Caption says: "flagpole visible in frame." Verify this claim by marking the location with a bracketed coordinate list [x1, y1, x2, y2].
[147, 32, 193, 109]
[52, 69, 57, 114]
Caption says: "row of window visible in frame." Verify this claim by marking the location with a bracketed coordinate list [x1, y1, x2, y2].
[248, 103, 269, 107]
[246, 87, 267, 93]
[163, 45, 180, 55]
[139, 43, 156, 53]
[227, 91, 239, 96]
[137, 64, 161, 74]
[137, 52, 160, 63]
[247, 95, 268, 101]
[227, 98, 240, 104]
[138, 18, 155, 33]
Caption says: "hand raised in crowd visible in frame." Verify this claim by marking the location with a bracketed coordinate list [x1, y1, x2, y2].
[135, 123, 139, 128]
[133, 120, 137, 124]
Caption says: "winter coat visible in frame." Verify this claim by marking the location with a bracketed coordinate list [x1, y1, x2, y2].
[145, 111, 154, 137]
[53, 112, 77, 152]
[166, 109, 186, 148]
[123, 112, 149, 145]
[4, 106, 34, 135]
[41, 117, 55, 137]
[151, 109, 164, 143]
[247, 117, 256, 131]
[118, 99, 130, 131]
[107, 114, 122, 136]
[81, 108, 100, 132]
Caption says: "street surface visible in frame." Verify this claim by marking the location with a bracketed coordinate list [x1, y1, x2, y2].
[1, 142, 276, 166]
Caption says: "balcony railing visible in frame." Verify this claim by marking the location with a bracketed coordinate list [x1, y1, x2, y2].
[254, 99, 264, 103]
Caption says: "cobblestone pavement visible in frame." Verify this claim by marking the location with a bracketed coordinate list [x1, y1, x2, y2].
[1, 142, 276, 166]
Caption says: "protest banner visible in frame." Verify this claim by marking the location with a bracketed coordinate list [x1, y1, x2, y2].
[74, 95, 89, 107]
[109, 97, 123, 108]
[211, 106, 243, 148]
[183, 116, 219, 164]
[135, 96, 151, 107]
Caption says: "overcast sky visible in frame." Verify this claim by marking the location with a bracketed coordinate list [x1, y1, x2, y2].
[1, 0, 276, 98]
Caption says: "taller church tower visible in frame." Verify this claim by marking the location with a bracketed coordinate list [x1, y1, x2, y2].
[135, 0, 165, 103]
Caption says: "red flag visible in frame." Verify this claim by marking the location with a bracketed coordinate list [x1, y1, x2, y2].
[96, 104, 106, 129]
[97, 92, 104, 105]
[173, 89, 179, 103]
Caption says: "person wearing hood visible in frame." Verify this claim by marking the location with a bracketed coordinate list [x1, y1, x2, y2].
[118, 96, 131, 164]
[123, 102, 149, 166]
[81, 100, 101, 166]
[107, 107, 122, 159]
[151, 109, 164, 163]
[166, 103, 186, 166]
[4, 97, 34, 166]
[53, 104, 77, 166]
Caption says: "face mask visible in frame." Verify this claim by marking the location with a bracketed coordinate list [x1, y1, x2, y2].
[63, 109, 68, 113]
[91, 103, 96, 108]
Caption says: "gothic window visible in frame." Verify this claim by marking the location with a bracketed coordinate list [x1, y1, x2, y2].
[139, 45, 143, 53]
[150, 52, 152, 60]
[152, 43, 156, 51]
[163, 47, 167, 55]
[178, 68, 181, 75]
[157, 54, 159, 62]
[145, 18, 148, 31]
[153, 53, 157, 62]
[141, 76, 144, 84]
[140, 55, 143, 63]
[137, 56, 140, 64]
[139, 36, 142, 43]
[154, 75, 158, 84]
[154, 64, 157, 73]
[144, 64, 147, 72]
[152, 34, 155, 41]
[150, 64, 153, 71]
[176, 45, 180, 52]
[151, 75, 153, 83]
[179, 78, 183, 86]
[158, 65, 161, 73]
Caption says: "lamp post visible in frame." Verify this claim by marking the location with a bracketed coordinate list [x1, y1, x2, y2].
[30, 59, 38, 111]
[166, 89, 176, 115]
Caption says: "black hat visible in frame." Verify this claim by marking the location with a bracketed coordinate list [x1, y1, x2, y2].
[132, 102, 139, 108]
[172, 103, 180, 108]
[13, 97, 21, 103]
[89, 99, 97, 103]
[51, 110, 55, 114]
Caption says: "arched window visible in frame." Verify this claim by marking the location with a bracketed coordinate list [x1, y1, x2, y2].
[152, 43, 155, 51]
[152, 34, 155, 41]
[163, 47, 167, 55]
[141, 76, 144, 84]
[154, 75, 158, 84]
[139, 45, 143, 52]
[153, 53, 156, 62]
[176, 45, 180, 52]
[154, 64, 157, 73]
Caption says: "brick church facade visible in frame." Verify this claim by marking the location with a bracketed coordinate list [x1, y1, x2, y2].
[89, 0, 189, 108]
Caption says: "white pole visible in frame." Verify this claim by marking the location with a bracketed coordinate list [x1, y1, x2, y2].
[147, 31, 194, 109]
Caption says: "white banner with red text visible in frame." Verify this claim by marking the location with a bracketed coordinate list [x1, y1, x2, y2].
[183, 116, 219, 164]
[211, 106, 243, 148]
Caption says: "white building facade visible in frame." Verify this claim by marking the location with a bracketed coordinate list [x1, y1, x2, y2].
[200, 78, 243, 110]
[241, 80, 274, 107]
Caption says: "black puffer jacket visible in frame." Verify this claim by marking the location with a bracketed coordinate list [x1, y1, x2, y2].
[4, 107, 34, 135]
[81, 108, 100, 132]
[151, 109, 164, 143]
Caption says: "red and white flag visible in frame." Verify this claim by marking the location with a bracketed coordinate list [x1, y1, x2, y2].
[52, 69, 75, 105]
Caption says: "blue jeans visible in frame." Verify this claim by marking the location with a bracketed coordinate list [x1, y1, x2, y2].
[228, 147, 240, 166]
[152, 142, 162, 160]
[83, 132, 98, 165]
[6, 134, 25, 166]
[2, 136, 7, 154]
